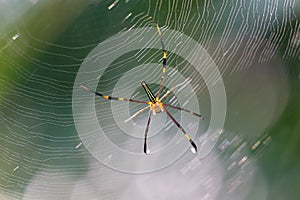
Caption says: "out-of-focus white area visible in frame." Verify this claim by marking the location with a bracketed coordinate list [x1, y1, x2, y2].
[22, 169, 74, 200]
[0, 0, 38, 32]
[21, 148, 268, 200]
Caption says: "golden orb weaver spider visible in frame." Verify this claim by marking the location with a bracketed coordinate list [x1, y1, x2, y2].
[81, 25, 204, 155]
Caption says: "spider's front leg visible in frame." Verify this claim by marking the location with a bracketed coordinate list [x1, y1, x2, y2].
[144, 110, 153, 155]
[163, 107, 198, 153]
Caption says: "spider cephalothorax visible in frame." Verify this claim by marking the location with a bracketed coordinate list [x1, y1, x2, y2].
[150, 100, 164, 114]
[153, 102, 163, 113]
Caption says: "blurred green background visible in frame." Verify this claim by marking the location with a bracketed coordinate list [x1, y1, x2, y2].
[0, 0, 299, 199]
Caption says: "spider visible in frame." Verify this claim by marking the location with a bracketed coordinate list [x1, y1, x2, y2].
[81, 25, 204, 155]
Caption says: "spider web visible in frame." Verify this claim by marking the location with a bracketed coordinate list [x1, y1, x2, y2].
[0, 0, 299, 199]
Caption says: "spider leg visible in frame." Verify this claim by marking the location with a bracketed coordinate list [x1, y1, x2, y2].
[156, 25, 167, 99]
[163, 103, 204, 119]
[163, 107, 197, 153]
[144, 110, 153, 154]
[124, 105, 150, 123]
[159, 85, 176, 101]
[81, 85, 149, 105]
